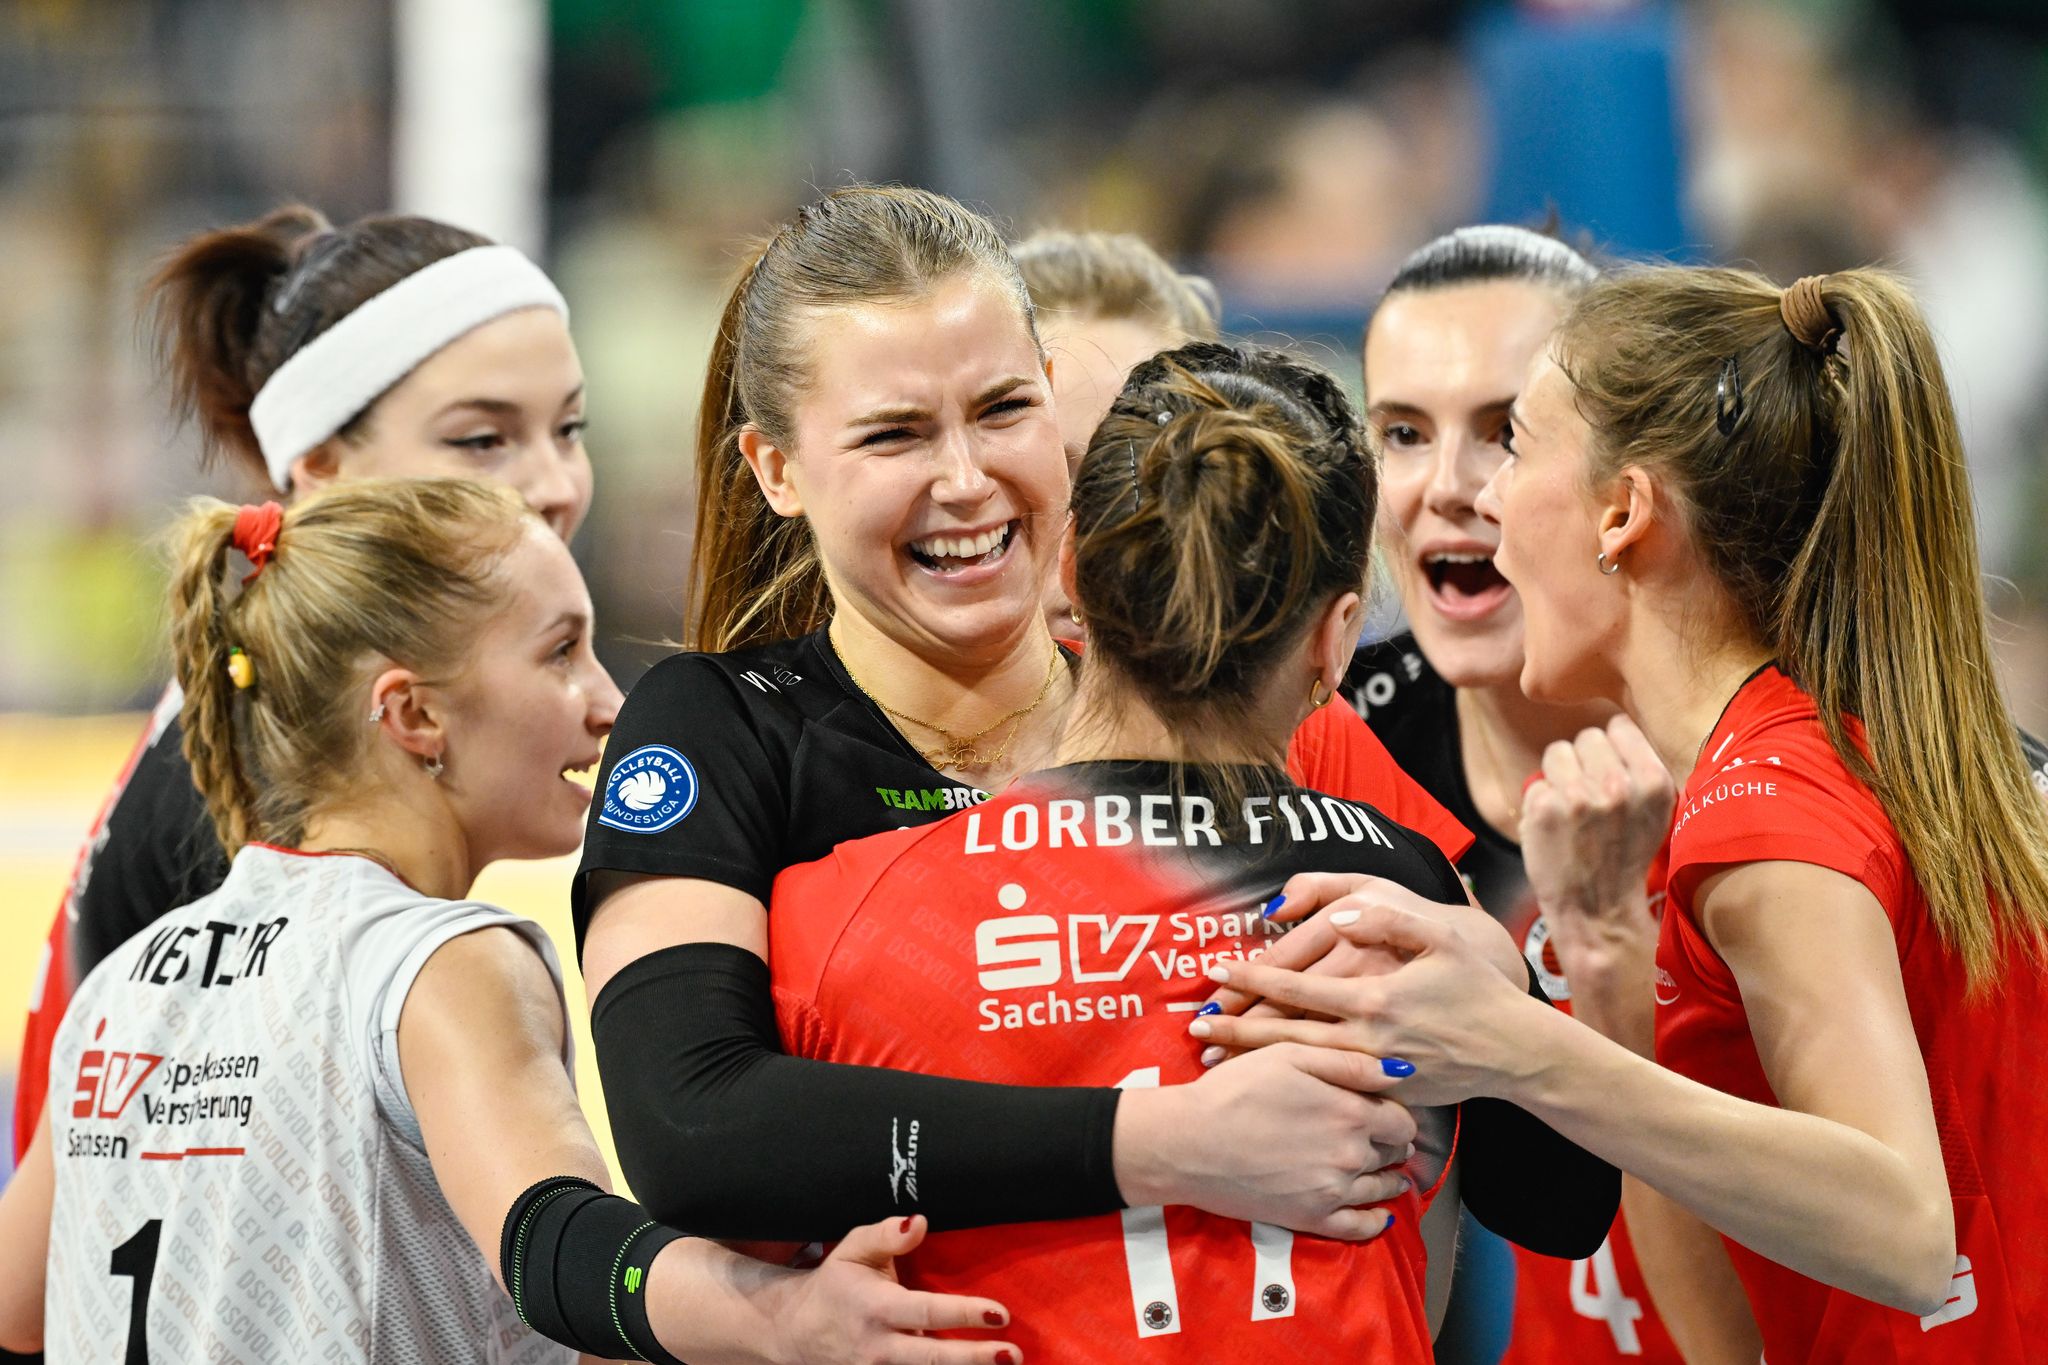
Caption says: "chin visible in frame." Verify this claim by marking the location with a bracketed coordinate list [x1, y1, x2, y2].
[1406, 609, 1525, 692]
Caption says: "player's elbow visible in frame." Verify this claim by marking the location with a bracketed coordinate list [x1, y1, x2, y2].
[0, 1303, 43, 1354]
[1867, 1197, 1956, 1317]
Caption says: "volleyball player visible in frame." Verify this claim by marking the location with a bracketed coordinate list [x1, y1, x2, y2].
[0, 480, 1018, 1363]
[577, 184, 1484, 1250]
[1351, 225, 1756, 1363]
[1012, 228, 1220, 639]
[16, 204, 597, 1158]
[1194, 265, 2048, 1360]
[766, 342, 1623, 1360]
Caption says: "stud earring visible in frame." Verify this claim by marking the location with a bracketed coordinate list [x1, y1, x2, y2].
[423, 754, 445, 780]
[368, 702, 385, 724]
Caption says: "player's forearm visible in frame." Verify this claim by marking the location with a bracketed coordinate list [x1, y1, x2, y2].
[1500, 1006, 1954, 1314]
[644, 1238, 798, 1365]
[1618, 1177, 1760, 1365]
[0, 1114, 52, 1351]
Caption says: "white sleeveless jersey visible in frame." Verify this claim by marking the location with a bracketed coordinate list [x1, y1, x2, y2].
[45, 844, 575, 1365]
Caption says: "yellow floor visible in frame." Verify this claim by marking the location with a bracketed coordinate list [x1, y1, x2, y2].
[0, 712, 622, 1184]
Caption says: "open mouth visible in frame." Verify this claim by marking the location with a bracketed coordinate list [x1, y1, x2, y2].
[561, 758, 599, 794]
[1421, 550, 1512, 619]
[907, 520, 1017, 575]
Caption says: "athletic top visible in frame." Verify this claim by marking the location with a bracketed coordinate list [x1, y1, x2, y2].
[572, 628, 1471, 953]
[17, 686, 224, 1158]
[1345, 633, 1528, 921]
[768, 761, 1466, 1363]
[1348, 635, 1687, 1365]
[44, 844, 574, 1365]
[1656, 665, 2046, 1361]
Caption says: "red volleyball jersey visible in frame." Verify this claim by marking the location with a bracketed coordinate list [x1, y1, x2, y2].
[1654, 666, 2043, 1362]
[1503, 907, 1686, 1365]
[770, 761, 1466, 1363]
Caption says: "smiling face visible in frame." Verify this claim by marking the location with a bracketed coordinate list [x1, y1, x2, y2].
[749, 272, 1068, 663]
[1365, 280, 1571, 689]
[1038, 313, 1181, 639]
[1477, 347, 1626, 705]
[297, 308, 595, 539]
[435, 524, 622, 862]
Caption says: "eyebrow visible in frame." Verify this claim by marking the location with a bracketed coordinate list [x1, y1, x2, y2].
[435, 384, 586, 422]
[540, 609, 590, 638]
[844, 375, 1034, 430]
[1369, 396, 1517, 421]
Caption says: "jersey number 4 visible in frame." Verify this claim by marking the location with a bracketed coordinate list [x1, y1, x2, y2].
[1115, 1068, 1297, 1338]
[1570, 1238, 1644, 1355]
[111, 1219, 161, 1365]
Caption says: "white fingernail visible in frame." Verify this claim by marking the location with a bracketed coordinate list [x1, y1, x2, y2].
[1200, 1046, 1225, 1067]
[1204, 965, 1230, 983]
[1330, 909, 1360, 926]
[1188, 1020, 1212, 1038]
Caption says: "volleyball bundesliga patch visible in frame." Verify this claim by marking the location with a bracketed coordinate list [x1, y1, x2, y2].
[598, 744, 700, 834]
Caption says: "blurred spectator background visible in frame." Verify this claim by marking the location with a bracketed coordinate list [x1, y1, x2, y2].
[3, 0, 2048, 1141]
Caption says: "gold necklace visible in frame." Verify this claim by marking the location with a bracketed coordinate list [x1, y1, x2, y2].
[834, 634, 1063, 772]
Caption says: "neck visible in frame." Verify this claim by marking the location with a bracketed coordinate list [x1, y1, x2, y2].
[1055, 667, 1294, 771]
[1456, 677, 1615, 842]
[299, 786, 476, 902]
[1614, 605, 1772, 781]
[829, 609, 1073, 789]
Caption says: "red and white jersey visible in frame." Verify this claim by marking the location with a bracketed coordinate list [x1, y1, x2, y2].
[1503, 907, 1686, 1364]
[770, 761, 1464, 1364]
[1655, 666, 2043, 1361]
[45, 844, 574, 1365]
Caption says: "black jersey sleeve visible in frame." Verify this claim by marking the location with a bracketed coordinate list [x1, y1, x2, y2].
[592, 943, 1124, 1239]
[1384, 822, 1624, 1257]
[70, 716, 228, 982]
[572, 654, 792, 951]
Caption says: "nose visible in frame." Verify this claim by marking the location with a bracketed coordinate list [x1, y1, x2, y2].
[515, 443, 592, 540]
[587, 663, 624, 739]
[1420, 431, 1485, 520]
[1475, 462, 1506, 527]
[930, 425, 995, 508]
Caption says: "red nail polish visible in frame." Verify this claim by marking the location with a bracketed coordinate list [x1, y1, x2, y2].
[899, 1216, 914, 1233]
[996, 1353, 1017, 1365]
[984, 1310, 1006, 1326]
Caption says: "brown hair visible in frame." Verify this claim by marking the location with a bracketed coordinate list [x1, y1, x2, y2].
[168, 479, 532, 852]
[1013, 230, 1221, 343]
[1071, 341, 1375, 790]
[149, 204, 490, 482]
[1557, 265, 2048, 985]
[690, 185, 1038, 652]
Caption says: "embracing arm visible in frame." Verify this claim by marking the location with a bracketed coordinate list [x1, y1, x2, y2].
[1199, 865, 1954, 1314]
[584, 874, 1414, 1242]
[402, 924, 1019, 1365]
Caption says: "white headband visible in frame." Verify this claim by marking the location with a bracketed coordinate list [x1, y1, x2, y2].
[248, 244, 569, 490]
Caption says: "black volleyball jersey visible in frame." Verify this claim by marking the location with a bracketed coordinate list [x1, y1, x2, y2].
[572, 631, 1009, 953]
[1343, 633, 1531, 923]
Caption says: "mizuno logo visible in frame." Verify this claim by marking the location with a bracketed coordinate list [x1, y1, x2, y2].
[890, 1117, 920, 1203]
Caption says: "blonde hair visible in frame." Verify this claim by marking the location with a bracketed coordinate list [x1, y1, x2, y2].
[1014, 230, 1221, 343]
[1558, 265, 2048, 986]
[168, 479, 533, 852]
[691, 185, 1038, 652]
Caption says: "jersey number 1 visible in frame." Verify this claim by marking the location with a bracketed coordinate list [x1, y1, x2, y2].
[1115, 1068, 1298, 1338]
[111, 1219, 161, 1365]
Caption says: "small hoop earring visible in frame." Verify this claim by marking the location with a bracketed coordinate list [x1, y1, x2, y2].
[423, 754, 445, 780]
[368, 703, 385, 725]
[1309, 678, 1332, 709]
[1597, 551, 1622, 576]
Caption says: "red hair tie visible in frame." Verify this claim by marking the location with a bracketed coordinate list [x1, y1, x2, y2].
[233, 501, 285, 584]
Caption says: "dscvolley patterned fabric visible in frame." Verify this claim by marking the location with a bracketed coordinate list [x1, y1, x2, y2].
[45, 844, 573, 1364]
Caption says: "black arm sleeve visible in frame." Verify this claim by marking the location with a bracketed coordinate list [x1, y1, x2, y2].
[1455, 970, 1622, 1259]
[71, 716, 228, 982]
[593, 942, 1124, 1241]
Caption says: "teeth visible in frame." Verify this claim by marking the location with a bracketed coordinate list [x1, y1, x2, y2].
[1426, 551, 1492, 565]
[912, 524, 1009, 560]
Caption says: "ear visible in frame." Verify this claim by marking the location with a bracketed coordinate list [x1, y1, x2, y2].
[1312, 590, 1367, 694]
[368, 667, 446, 766]
[1597, 467, 1658, 562]
[1044, 353, 1056, 386]
[738, 426, 804, 518]
[289, 441, 345, 496]
[1057, 520, 1080, 606]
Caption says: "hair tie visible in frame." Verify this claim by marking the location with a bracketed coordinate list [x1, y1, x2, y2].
[233, 501, 285, 584]
[225, 646, 255, 690]
[1780, 275, 1841, 355]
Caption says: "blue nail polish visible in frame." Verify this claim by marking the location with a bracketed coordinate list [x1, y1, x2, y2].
[1195, 1002, 1222, 1017]
[1381, 1057, 1416, 1078]
[1261, 894, 1286, 918]
[1385, 1213, 1398, 1229]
